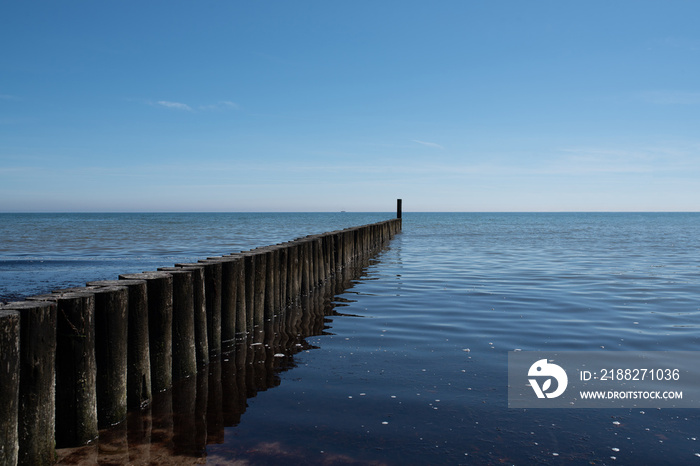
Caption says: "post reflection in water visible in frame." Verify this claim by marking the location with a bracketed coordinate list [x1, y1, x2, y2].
[56, 255, 377, 465]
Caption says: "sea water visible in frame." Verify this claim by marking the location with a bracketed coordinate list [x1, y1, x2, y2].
[3, 212, 700, 464]
[0, 212, 389, 302]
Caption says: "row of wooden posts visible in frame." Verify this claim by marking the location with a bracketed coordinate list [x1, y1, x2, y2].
[0, 217, 402, 465]
[58, 251, 378, 464]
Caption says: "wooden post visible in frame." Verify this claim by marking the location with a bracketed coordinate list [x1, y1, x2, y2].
[28, 291, 98, 448]
[194, 260, 222, 359]
[240, 252, 256, 333]
[331, 232, 341, 272]
[158, 269, 197, 382]
[277, 246, 288, 310]
[169, 264, 210, 369]
[253, 251, 266, 328]
[119, 272, 173, 394]
[344, 230, 352, 266]
[322, 234, 332, 282]
[286, 242, 300, 304]
[311, 237, 321, 287]
[0, 309, 20, 466]
[0, 300, 56, 465]
[263, 247, 278, 321]
[225, 254, 247, 339]
[92, 285, 129, 428]
[88, 279, 152, 410]
[397, 198, 402, 219]
[300, 240, 311, 295]
[206, 257, 238, 348]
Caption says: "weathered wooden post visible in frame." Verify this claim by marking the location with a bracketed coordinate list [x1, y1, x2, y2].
[263, 247, 278, 320]
[227, 254, 247, 340]
[311, 237, 321, 287]
[331, 232, 341, 272]
[299, 239, 312, 295]
[193, 260, 222, 359]
[0, 300, 56, 465]
[92, 285, 129, 428]
[353, 228, 360, 262]
[158, 269, 197, 382]
[241, 252, 256, 333]
[28, 291, 98, 447]
[207, 256, 238, 348]
[88, 279, 151, 410]
[286, 242, 300, 304]
[304, 238, 315, 289]
[278, 245, 288, 309]
[0, 309, 20, 466]
[253, 251, 266, 328]
[119, 272, 173, 394]
[358, 226, 364, 258]
[344, 230, 353, 266]
[170, 264, 210, 369]
[322, 234, 332, 282]
[397, 198, 402, 219]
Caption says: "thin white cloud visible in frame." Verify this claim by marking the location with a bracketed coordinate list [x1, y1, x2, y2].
[198, 101, 240, 111]
[412, 139, 444, 149]
[156, 100, 193, 111]
[638, 91, 700, 105]
[148, 100, 239, 112]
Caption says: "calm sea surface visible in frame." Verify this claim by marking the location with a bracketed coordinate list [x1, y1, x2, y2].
[3, 212, 700, 464]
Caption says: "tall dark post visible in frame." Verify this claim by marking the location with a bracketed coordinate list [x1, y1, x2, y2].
[88, 279, 152, 410]
[164, 269, 197, 382]
[93, 286, 129, 428]
[1, 300, 56, 465]
[397, 198, 402, 219]
[0, 309, 20, 466]
[27, 291, 98, 448]
[119, 272, 173, 394]
[168, 265, 210, 369]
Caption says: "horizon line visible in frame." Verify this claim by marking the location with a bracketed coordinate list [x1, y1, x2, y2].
[1, 210, 699, 215]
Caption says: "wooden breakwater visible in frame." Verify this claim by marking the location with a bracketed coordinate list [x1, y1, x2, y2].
[57, 246, 383, 464]
[0, 216, 401, 465]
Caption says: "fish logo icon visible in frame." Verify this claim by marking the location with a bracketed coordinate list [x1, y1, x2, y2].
[528, 359, 568, 399]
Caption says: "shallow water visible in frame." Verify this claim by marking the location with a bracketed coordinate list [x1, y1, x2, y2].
[4, 212, 700, 464]
[210, 212, 700, 464]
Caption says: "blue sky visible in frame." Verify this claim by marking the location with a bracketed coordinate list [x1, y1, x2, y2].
[1, 1, 699, 212]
